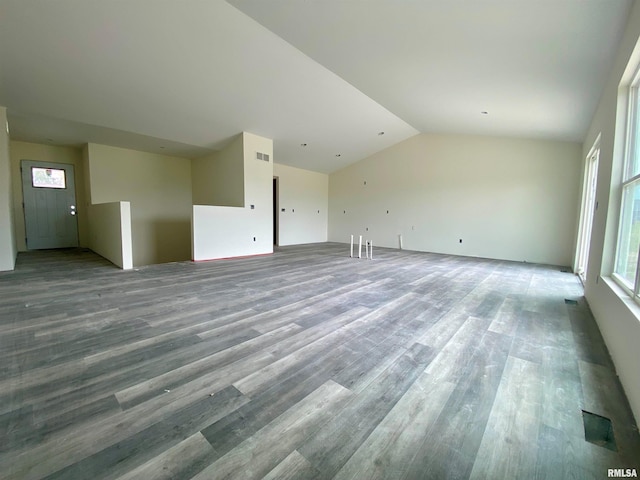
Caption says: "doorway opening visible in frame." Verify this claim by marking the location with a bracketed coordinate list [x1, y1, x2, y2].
[273, 176, 279, 246]
[21, 160, 79, 250]
[575, 136, 600, 283]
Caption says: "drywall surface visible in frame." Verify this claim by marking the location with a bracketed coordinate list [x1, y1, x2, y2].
[88, 201, 133, 269]
[192, 132, 273, 260]
[0, 107, 16, 271]
[86, 143, 192, 266]
[242, 132, 273, 251]
[274, 162, 328, 245]
[192, 134, 244, 206]
[191, 152, 216, 205]
[329, 133, 581, 266]
[9, 140, 88, 251]
[581, 0, 640, 423]
[192, 205, 268, 260]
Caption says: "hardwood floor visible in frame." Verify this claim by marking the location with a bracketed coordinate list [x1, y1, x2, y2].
[0, 243, 638, 479]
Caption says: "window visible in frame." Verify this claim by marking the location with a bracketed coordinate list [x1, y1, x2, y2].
[615, 184, 640, 288]
[31, 167, 66, 189]
[575, 138, 599, 283]
[614, 70, 640, 294]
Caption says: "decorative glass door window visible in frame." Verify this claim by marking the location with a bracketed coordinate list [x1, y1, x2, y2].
[31, 167, 66, 189]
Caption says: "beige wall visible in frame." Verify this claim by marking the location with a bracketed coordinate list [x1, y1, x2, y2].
[580, 0, 640, 423]
[192, 132, 273, 260]
[192, 134, 244, 207]
[82, 144, 92, 205]
[0, 107, 16, 271]
[329, 133, 581, 266]
[86, 143, 192, 266]
[9, 140, 89, 251]
[274, 163, 328, 245]
[87, 201, 133, 269]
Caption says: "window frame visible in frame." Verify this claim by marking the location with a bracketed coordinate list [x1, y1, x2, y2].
[613, 65, 640, 300]
[30, 166, 67, 190]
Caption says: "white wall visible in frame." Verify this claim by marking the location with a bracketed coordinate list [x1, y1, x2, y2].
[329, 133, 581, 266]
[581, 0, 640, 424]
[192, 205, 269, 260]
[192, 132, 273, 261]
[86, 143, 192, 267]
[88, 201, 133, 269]
[192, 134, 244, 206]
[241, 132, 273, 252]
[0, 107, 16, 271]
[274, 162, 328, 245]
[9, 141, 89, 251]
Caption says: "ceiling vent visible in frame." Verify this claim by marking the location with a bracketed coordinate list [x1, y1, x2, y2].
[256, 152, 270, 162]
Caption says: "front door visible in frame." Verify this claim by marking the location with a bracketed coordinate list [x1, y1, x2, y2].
[21, 160, 79, 249]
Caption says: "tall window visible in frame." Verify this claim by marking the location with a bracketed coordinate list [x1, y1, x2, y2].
[576, 138, 599, 283]
[614, 72, 640, 294]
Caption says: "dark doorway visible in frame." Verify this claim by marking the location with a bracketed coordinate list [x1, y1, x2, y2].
[273, 177, 279, 246]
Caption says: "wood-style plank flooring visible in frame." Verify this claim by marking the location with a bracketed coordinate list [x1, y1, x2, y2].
[0, 243, 638, 479]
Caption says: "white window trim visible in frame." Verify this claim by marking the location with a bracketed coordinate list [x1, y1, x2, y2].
[613, 63, 640, 303]
[574, 135, 600, 282]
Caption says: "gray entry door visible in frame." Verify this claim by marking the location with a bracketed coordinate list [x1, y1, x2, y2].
[21, 160, 79, 249]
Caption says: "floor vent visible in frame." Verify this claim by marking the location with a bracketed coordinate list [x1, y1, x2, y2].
[564, 299, 578, 305]
[582, 410, 617, 451]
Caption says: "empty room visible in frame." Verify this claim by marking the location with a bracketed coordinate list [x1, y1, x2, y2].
[1, 1, 640, 479]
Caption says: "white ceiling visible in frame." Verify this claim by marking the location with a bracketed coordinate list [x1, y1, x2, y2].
[0, 0, 632, 173]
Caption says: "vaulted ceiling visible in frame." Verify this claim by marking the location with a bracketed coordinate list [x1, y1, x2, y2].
[0, 0, 632, 173]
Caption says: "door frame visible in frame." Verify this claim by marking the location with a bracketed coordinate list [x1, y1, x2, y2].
[574, 135, 600, 282]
